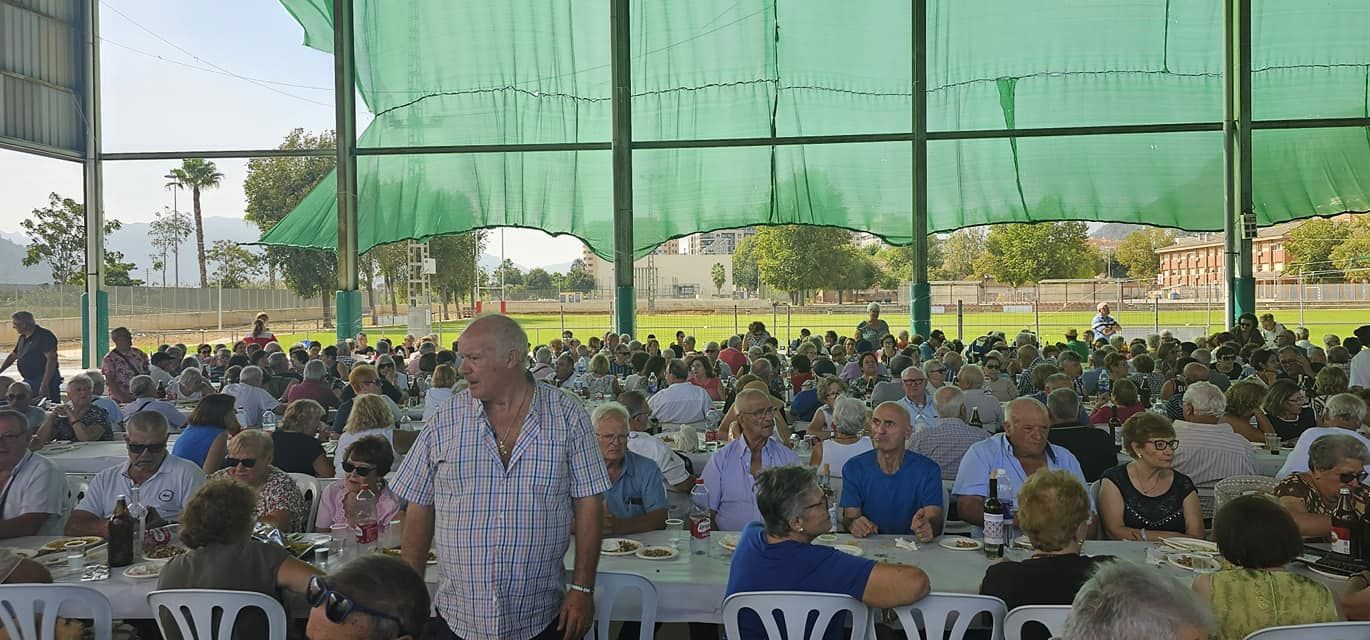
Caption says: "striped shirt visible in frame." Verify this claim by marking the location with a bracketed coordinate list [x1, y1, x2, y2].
[1170, 419, 1257, 488]
[906, 418, 990, 481]
[391, 379, 611, 640]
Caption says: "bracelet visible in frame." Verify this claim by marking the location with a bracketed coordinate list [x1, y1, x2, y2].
[568, 583, 594, 595]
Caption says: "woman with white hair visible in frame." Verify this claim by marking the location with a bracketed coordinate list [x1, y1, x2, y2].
[169, 367, 216, 401]
[808, 396, 873, 475]
[1064, 560, 1212, 640]
[855, 302, 890, 344]
[34, 373, 112, 444]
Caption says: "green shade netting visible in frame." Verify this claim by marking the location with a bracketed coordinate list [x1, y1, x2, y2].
[261, 0, 1370, 259]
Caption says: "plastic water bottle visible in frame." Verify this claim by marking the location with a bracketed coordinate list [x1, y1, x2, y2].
[399, 413, 412, 431]
[261, 411, 278, 432]
[355, 487, 379, 551]
[647, 373, 659, 394]
[792, 435, 811, 463]
[689, 479, 711, 556]
[996, 468, 1015, 544]
[128, 486, 147, 560]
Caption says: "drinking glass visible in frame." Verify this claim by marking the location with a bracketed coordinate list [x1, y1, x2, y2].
[64, 541, 86, 574]
[1265, 433, 1281, 455]
[665, 519, 685, 548]
[330, 524, 352, 560]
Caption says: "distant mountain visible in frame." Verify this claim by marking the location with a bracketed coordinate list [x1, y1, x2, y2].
[0, 237, 49, 284]
[113, 216, 263, 286]
[1090, 223, 1144, 241]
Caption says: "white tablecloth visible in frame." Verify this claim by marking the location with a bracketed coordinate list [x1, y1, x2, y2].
[42, 435, 182, 475]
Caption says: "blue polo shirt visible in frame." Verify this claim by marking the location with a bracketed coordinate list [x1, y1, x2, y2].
[603, 452, 668, 519]
[839, 450, 943, 535]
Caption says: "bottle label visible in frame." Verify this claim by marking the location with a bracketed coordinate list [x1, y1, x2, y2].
[690, 515, 712, 539]
[984, 513, 1005, 545]
[1332, 525, 1352, 555]
[357, 522, 379, 545]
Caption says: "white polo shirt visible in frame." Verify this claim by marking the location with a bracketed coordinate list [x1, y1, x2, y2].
[76, 454, 205, 521]
[626, 431, 690, 486]
[222, 383, 281, 427]
[1, 452, 66, 536]
[647, 381, 712, 424]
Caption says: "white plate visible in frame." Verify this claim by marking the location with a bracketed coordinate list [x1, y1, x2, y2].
[1166, 553, 1220, 573]
[122, 563, 161, 579]
[634, 545, 678, 560]
[1307, 564, 1352, 581]
[833, 544, 863, 557]
[939, 537, 984, 551]
[1011, 535, 1032, 550]
[815, 534, 838, 544]
[1161, 537, 1218, 554]
[718, 534, 740, 551]
[600, 538, 642, 556]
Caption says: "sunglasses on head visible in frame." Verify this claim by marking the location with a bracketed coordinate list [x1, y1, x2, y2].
[127, 442, 166, 454]
[307, 576, 410, 636]
[223, 456, 257, 469]
[1339, 471, 1369, 484]
[341, 461, 377, 476]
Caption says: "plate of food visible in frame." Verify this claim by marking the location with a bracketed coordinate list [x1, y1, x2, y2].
[938, 537, 983, 551]
[1167, 553, 1221, 573]
[717, 534, 741, 552]
[143, 545, 187, 563]
[600, 538, 642, 556]
[1161, 537, 1219, 554]
[122, 563, 161, 579]
[1011, 535, 1033, 550]
[833, 544, 864, 557]
[635, 546, 678, 560]
[39, 537, 104, 555]
[380, 547, 438, 564]
[815, 533, 839, 544]
[284, 533, 332, 557]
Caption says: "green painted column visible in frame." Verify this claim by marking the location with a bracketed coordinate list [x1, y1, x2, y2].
[335, 290, 364, 345]
[80, 291, 108, 369]
[910, 282, 931, 339]
[909, 0, 931, 338]
[610, 0, 636, 336]
[1223, 0, 1255, 325]
[332, 0, 363, 342]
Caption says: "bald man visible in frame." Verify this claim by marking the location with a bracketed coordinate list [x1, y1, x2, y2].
[839, 402, 943, 542]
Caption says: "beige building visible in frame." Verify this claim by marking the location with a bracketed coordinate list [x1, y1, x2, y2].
[588, 253, 736, 298]
[687, 228, 756, 255]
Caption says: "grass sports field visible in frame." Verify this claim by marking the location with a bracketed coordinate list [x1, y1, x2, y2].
[274, 307, 1370, 349]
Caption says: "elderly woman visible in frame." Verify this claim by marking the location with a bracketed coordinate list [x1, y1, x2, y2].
[743, 321, 771, 351]
[981, 352, 1017, 402]
[212, 430, 308, 532]
[687, 355, 722, 401]
[370, 355, 405, 405]
[422, 364, 458, 421]
[33, 373, 111, 445]
[806, 375, 848, 440]
[808, 396, 873, 475]
[316, 435, 404, 533]
[725, 465, 929, 640]
[271, 399, 333, 477]
[1312, 365, 1349, 423]
[624, 354, 665, 394]
[981, 470, 1112, 640]
[923, 359, 948, 390]
[1247, 349, 1281, 386]
[336, 394, 398, 478]
[1276, 433, 1370, 539]
[168, 367, 216, 401]
[878, 334, 899, 366]
[1089, 378, 1144, 426]
[158, 478, 320, 639]
[846, 352, 890, 399]
[1098, 413, 1204, 541]
[1194, 495, 1338, 640]
[583, 353, 620, 398]
[1262, 378, 1317, 441]
[173, 393, 240, 474]
[1221, 380, 1277, 443]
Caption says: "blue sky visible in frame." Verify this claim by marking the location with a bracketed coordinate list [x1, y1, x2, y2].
[0, 0, 584, 268]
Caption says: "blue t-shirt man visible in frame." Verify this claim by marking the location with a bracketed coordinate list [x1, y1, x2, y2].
[838, 450, 943, 535]
[726, 521, 875, 640]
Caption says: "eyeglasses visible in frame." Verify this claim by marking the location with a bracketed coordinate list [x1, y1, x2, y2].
[902, 379, 926, 385]
[222, 456, 258, 469]
[927, 368, 945, 374]
[743, 407, 777, 417]
[126, 442, 167, 454]
[1339, 471, 1369, 484]
[803, 495, 830, 512]
[1145, 440, 1181, 451]
[984, 364, 1000, 370]
[378, 364, 394, 370]
[341, 461, 376, 476]
[596, 433, 629, 444]
[307, 576, 411, 636]
[1239, 322, 1255, 328]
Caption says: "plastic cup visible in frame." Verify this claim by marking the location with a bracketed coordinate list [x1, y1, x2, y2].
[1265, 433, 1281, 455]
[665, 519, 685, 547]
[330, 524, 352, 559]
[64, 541, 86, 573]
[314, 545, 330, 569]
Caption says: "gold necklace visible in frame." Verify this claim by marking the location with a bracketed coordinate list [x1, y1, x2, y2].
[493, 387, 532, 461]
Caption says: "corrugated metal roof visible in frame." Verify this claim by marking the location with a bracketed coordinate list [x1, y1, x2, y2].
[0, 0, 85, 157]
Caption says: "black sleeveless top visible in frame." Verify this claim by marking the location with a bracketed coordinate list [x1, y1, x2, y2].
[1100, 463, 1196, 534]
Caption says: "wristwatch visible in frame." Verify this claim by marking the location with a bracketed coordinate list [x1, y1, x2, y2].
[568, 583, 594, 595]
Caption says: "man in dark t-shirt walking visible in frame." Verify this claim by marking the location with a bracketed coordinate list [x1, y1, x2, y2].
[0, 311, 61, 403]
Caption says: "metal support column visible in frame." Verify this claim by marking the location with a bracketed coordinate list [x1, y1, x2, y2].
[909, 0, 931, 338]
[610, 0, 636, 336]
[80, 0, 107, 368]
[1223, 0, 1255, 325]
[333, 0, 363, 342]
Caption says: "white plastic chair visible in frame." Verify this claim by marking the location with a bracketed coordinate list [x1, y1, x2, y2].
[891, 592, 1006, 640]
[289, 472, 322, 530]
[1004, 604, 1072, 640]
[0, 584, 113, 640]
[723, 591, 873, 640]
[584, 571, 657, 640]
[148, 589, 288, 640]
[1242, 621, 1370, 639]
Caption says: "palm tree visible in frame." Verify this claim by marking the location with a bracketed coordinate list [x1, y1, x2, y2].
[166, 158, 223, 287]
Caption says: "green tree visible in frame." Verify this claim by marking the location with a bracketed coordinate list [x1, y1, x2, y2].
[825, 244, 879, 302]
[206, 240, 263, 288]
[560, 259, 595, 292]
[752, 225, 854, 304]
[936, 228, 987, 281]
[21, 193, 123, 285]
[1113, 228, 1177, 281]
[974, 222, 1096, 286]
[494, 259, 524, 289]
[710, 263, 726, 295]
[103, 250, 143, 286]
[1331, 217, 1370, 282]
[525, 268, 554, 292]
[732, 237, 759, 293]
[166, 158, 224, 288]
[371, 243, 408, 314]
[148, 206, 194, 287]
[243, 129, 338, 323]
[429, 232, 485, 319]
[1285, 218, 1351, 281]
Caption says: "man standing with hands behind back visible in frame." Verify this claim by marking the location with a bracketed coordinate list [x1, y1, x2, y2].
[391, 315, 610, 640]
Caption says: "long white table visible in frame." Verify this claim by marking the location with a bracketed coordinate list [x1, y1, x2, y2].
[41, 435, 182, 475]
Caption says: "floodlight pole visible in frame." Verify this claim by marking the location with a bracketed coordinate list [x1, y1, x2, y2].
[80, 0, 107, 368]
[333, 0, 363, 343]
[909, 0, 931, 338]
[1223, 0, 1256, 326]
[610, 0, 636, 337]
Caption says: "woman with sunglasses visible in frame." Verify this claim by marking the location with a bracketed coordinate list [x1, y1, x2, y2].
[336, 394, 399, 479]
[172, 393, 240, 475]
[211, 429, 308, 532]
[981, 352, 1017, 403]
[316, 436, 404, 534]
[1098, 412, 1204, 541]
[306, 555, 429, 640]
[805, 375, 848, 440]
[1230, 312, 1264, 348]
[375, 354, 408, 404]
[1276, 433, 1370, 540]
[158, 478, 320, 639]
